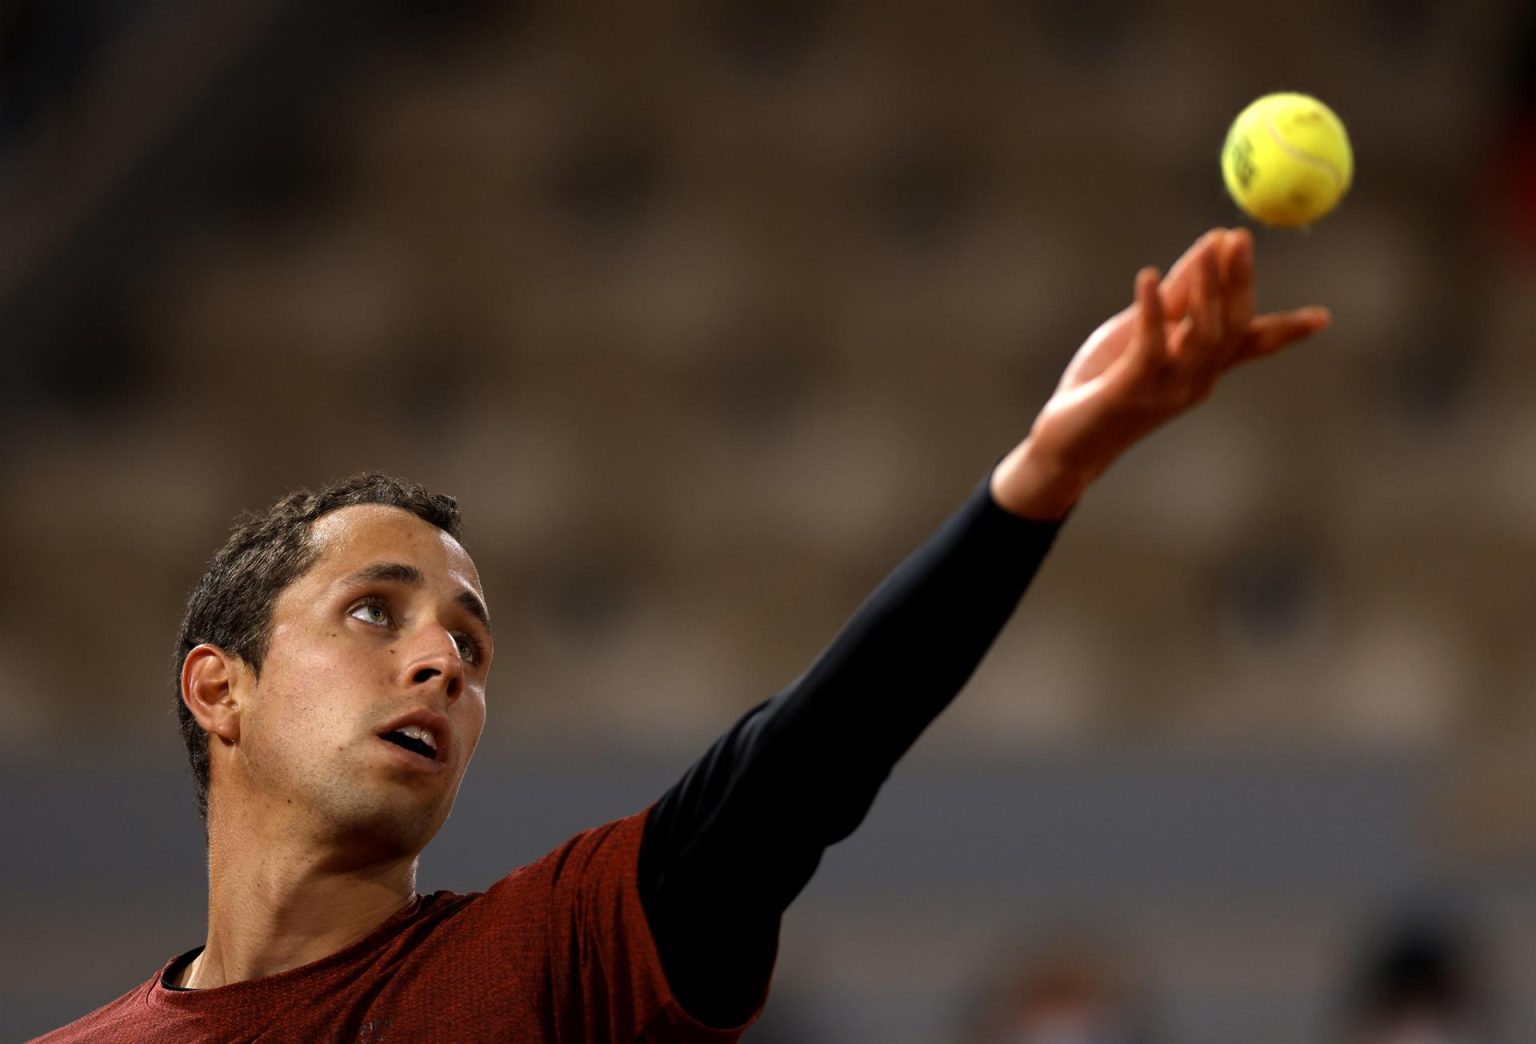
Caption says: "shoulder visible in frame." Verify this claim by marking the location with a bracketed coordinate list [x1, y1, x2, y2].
[489, 811, 649, 896]
[443, 811, 654, 954]
[27, 968, 164, 1044]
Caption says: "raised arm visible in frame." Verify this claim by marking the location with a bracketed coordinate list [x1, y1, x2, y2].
[637, 228, 1330, 1029]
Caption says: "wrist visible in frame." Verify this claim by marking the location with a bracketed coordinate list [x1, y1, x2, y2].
[989, 438, 1092, 521]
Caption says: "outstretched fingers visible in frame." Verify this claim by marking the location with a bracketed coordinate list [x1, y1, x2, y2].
[1129, 266, 1169, 372]
[1187, 241, 1225, 357]
[1118, 236, 1329, 390]
[1237, 307, 1333, 363]
[1158, 230, 1222, 318]
[1221, 228, 1255, 338]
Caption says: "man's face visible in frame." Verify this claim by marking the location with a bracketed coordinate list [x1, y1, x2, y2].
[226, 504, 492, 860]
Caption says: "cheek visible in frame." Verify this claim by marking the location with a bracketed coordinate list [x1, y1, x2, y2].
[255, 631, 386, 741]
[457, 692, 488, 757]
[250, 668, 331, 752]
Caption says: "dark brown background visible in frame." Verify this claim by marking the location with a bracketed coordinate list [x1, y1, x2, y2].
[4, 1, 1536, 1040]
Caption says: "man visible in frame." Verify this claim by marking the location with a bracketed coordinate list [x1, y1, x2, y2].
[35, 228, 1329, 1042]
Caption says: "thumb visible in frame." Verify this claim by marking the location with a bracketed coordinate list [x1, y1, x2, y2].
[1236, 307, 1333, 364]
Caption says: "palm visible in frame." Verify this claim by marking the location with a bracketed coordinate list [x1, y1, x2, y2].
[1028, 303, 1189, 481]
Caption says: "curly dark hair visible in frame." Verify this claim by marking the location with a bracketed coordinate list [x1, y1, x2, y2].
[174, 473, 463, 822]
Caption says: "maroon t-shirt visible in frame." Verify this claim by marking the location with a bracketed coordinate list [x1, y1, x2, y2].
[33, 812, 758, 1044]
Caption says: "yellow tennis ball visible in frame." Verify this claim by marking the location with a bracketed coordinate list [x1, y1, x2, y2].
[1222, 92, 1353, 227]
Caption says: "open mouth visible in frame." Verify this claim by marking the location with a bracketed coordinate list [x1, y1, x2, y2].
[381, 727, 438, 762]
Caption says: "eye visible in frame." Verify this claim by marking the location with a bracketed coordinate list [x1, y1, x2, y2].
[453, 632, 485, 665]
[349, 598, 394, 628]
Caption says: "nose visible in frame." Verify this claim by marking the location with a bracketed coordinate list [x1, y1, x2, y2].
[401, 625, 465, 702]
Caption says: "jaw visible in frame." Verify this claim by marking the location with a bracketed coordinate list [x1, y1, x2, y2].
[210, 761, 459, 872]
[319, 769, 459, 858]
[209, 715, 478, 873]
[298, 795, 450, 874]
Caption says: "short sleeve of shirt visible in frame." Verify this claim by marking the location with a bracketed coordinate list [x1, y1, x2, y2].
[499, 809, 764, 1043]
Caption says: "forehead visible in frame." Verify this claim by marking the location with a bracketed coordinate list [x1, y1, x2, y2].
[304, 504, 482, 592]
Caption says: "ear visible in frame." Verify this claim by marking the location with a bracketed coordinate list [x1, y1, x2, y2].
[181, 644, 247, 746]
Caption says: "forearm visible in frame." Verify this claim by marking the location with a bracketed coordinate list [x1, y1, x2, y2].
[638, 469, 1060, 1024]
[742, 471, 1060, 825]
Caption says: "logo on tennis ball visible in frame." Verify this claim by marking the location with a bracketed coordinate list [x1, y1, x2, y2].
[1225, 133, 1256, 192]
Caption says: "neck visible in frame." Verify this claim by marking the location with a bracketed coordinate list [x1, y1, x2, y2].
[180, 800, 420, 990]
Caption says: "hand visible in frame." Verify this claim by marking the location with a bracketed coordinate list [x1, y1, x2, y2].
[990, 228, 1331, 520]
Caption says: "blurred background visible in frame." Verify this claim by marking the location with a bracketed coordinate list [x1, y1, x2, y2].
[4, 0, 1536, 1040]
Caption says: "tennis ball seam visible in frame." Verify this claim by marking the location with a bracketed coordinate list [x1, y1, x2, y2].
[1261, 113, 1345, 188]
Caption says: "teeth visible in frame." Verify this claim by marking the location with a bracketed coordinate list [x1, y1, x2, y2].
[397, 725, 436, 754]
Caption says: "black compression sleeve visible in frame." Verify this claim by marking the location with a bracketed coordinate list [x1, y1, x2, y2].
[637, 472, 1061, 1027]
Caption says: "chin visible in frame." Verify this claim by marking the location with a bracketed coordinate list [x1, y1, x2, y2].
[319, 790, 450, 865]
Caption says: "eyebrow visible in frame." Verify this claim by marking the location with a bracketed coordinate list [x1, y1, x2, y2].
[346, 562, 493, 636]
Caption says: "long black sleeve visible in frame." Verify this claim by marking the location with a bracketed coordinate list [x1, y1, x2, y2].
[637, 472, 1062, 1027]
